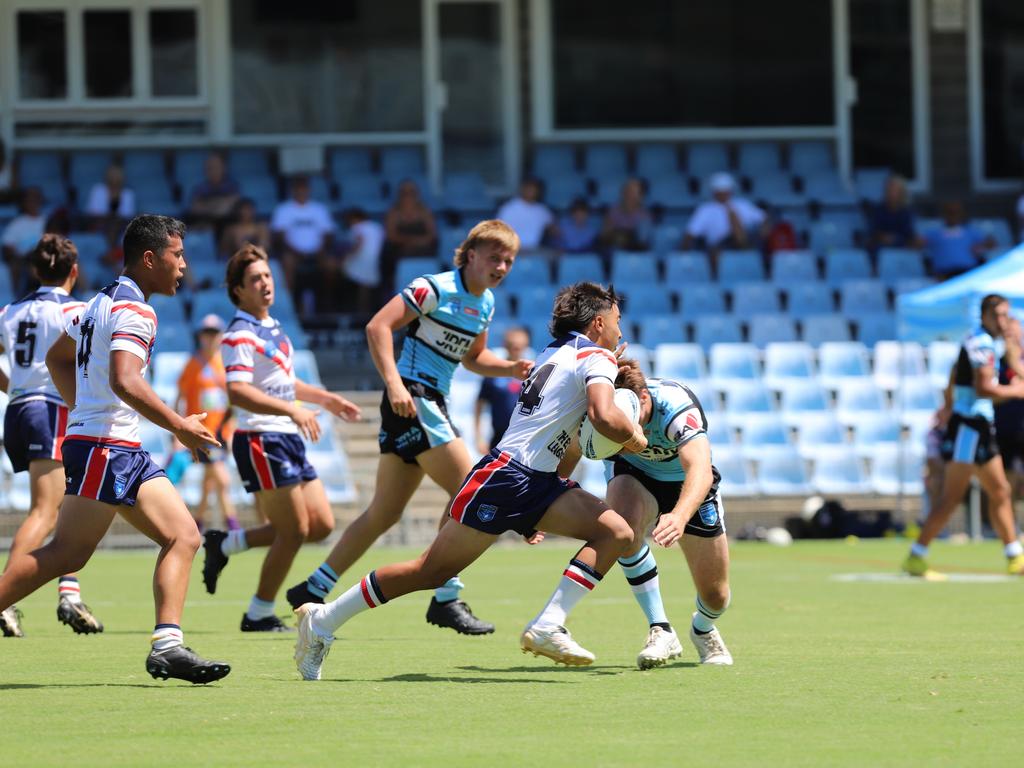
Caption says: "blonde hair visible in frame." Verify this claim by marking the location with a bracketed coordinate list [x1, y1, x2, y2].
[453, 219, 520, 267]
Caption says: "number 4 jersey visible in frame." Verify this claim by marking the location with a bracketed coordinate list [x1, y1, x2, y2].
[0, 285, 85, 405]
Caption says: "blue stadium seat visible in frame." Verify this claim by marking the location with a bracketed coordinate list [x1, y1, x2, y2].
[383, 172, 434, 207]
[763, 342, 815, 388]
[679, 286, 726, 320]
[187, 259, 223, 289]
[824, 248, 872, 285]
[69, 232, 110, 264]
[706, 418, 734, 447]
[394, 257, 441, 291]
[192, 289, 236, 323]
[648, 177, 698, 209]
[525, 317, 553, 349]
[789, 141, 833, 175]
[853, 168, 891, 202]
[665, 251, 712, 284]
[770, 250, 818, 283]
[653, 343, 706, 380]
[635, 144, 679, 180]
[869, 445, 925, 495]
[624, 343, 653, 376]
[637, 315, 686, 348]
[17, 152, 62, 186]
[611, 251, 659, 285]
[149, 294, 187, 327]
[748, 315, 798, 347]
[723, 381, 775, 423]
[750, 173, 805, 208]
[591, 176, 628, 207]
[853, 313, 897, 347]
[337, 173, 387, 213]
[583, 145, 628, 178]
[173, 149, 209, 190]
[686, 143, 730, 180]
[709, 342, 760, 387]
[502, 257, 550, 290]
[694, 315, 743, 349]
[621, 285, 673, 317]
[730, 283, 781, 320]
[808, 219, 856, 253]
[184, 231, 216, 263]
[511, 285, 557, 319]
[818, 341, 872, 388]
[556, 253, 604, 284]
[872, 341, 927, 391]
[737, 142, 781, 176]
[443, 172, 490, 211]
[783, 281, 835, 319]
[151, 321, 193, 354]
[738, 414, 790, 457]
[228, 148, 271, 179]
[436, 226, 466, 261]
[531, 144, 576, 177]
[794, 413, 846, 457]
[851, 411, 901, 457]
[755, 448, 812, 495]
[802, 314, 852, 346]
[717, 250, 765, 286]
[893, 277, 935, 296]
[380, 146, 425, 177]
[134, 178, 178, 216]
[689, 381, 718, 413]
[652, 225, 684, 256]
[122, 150, 166, 184]
[803, 171, 857, 207]
[241, 176, 280, 216]
[878, 248, 925, 284]
[329, 147, 374, 178]
[305, 175, 332, 204]
[839, 280, 890, 315]
[835, 379, 889, 426]
[69, 151, 114, 194]
[811, 447, 867, 494]
[713, 450, 757, 496]
[895, 378, 941, 424]
[543, 173, 588, 210]
[927, 340, 959, 389]
[972, 218, 1015, 248]
[778, 379, 830, 426]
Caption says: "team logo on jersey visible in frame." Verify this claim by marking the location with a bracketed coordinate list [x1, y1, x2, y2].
[477, 504, 498, 523]
[698, 501, 719, 527]
[113, 474, 128, 498]
[463, 306, 480, 317]
[411, 285, 431, 308]
[686, 411, 702, 431]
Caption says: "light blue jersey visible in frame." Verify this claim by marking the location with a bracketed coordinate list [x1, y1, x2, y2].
[951, 327, 999, 421]
[609, 378, 712, 482]
[397, 269, 495, 396]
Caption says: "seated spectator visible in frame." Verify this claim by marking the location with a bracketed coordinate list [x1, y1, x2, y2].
[84, 164, 135, 227]
[220, 197, 271, 257]
[187, 153, 240, 229]
[384, 179, 438, 259]
[496, 178, 553, 251]
[2, 187, 46, 292]
[474, 326, 530, 455]
[271, 175, 336, 315]
[683, 172, 766, 261]
[341, 207, 385, 316]
[924, 200, 994, 280]
[762, 205, 800, 256]
[553, 197, 600, 253]
[601, 177, 652, 252]
[869, 175, 922, 250]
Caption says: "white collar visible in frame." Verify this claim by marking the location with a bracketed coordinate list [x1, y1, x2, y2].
[235, 308, 276, 328]
[36, 286, 68, 296]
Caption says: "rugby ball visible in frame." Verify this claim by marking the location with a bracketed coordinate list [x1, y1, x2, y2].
[579, 388, 641, 460]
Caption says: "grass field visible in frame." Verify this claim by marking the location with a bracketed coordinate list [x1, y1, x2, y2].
[1, 538, 1020, 767]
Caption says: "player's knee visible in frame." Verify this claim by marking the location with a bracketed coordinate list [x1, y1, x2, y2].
[178, 524, 202, 556]
[990, 479, 1012, 504]
[306, 512, 334, 542]
[701, 584, 731, 613]
[604, 510, 636, 555]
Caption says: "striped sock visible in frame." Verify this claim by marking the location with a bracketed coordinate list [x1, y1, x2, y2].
[433, 575, 464, 603]
[316, 571, 388, 635]
[246, 596, 276, 621]
[221, 529, 248, 557]
[151, 624, 184, 651]
[692, 593, 730, 635]
[531, 558, 603, 630]
[306, 562, 340, 600]
[58, 576, 82, 605]
[618, 545, 669, 629]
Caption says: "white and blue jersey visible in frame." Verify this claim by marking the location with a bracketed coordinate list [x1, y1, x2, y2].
[221, 309, 296, 434]
[398, 269, 495, 395]
[952, 327, 999, 422]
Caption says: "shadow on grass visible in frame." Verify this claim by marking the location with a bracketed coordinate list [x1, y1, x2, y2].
[320, 672, 571, 685]
[0, 682, 176, 690]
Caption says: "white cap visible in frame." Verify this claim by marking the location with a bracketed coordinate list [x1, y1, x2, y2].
[197, 313, 225, 333]
[709, 172, 735, 193]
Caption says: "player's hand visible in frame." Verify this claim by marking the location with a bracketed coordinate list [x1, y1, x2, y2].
[290, 405, 322, 442]
[174, 413, 221, 460]
[524, 530, 545, 545]
[476, 438, 491, 456]
[652, 512, 685, 548]
[387, 382, 416, 418]
[620, 425, 648, 454]
[323, 392, 362, 422]
[510, 358, 534, 380]
[614, 342, 628, 359]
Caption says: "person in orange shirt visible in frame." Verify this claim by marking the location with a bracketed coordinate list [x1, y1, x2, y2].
[177, 314, 239, 531]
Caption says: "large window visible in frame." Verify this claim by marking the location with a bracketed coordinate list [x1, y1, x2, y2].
[17, 11, 67, 100]
[548, 0, 833, 129]
[980, 0, 1024, 180]
[84, 10, 133, 98]
[230, 0, 424, 134]
[150, 9, 200, 98]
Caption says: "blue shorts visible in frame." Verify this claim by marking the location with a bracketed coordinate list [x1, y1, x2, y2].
[4, 399, 68, 472]
[232, 431, 317, 494]
[450, 450, 577, 536]
[63, 438, 167, 506]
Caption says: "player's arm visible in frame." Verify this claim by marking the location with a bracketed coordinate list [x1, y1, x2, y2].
[45, 332, 77, 407]
[587, 382, 646, 451]
[462, 331, 533, 379]
[294, 379, 361, 422]
[366, 294, 419, 418]
[652, 436, 714, 548]
[110, 350, 219, 455]
[473, 389, 490, 456]
[974, 361, 1024, 400]
[0, 342, 8, 394]
[556, 434, 583, 478]
[225, 380, 323, 442]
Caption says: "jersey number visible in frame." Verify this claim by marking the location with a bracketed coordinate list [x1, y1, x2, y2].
[14, 321, 37, 368]
[517, 362, 556, 416]
[76, 318, 96, 376]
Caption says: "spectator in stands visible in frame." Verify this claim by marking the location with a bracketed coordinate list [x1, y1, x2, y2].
[2, 187, 46, 292]
[271, 174, 336, 315]
[923, 201, 994, 280]
[683, 172, 766, 266]
[474, 326, 530, 455]
[188, 153, 240, 230]
[220, 197, 271, 258]
[1016, 190, 1024, 244]
[868, 175, 921, 251]
[496, 177, 553, 252]
[384, 179, 438, 259]
[761, 204, 800, 256]
[84, 163, 135, 228]
[341, 207, 385, 316]
[552, 197, 600, 253]
[600, 177, 653, 252]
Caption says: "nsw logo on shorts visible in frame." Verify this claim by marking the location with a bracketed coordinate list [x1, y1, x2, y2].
[698, 501, 718, 527]
[113, 474, 128, 498]
[477, 504, 498, 523]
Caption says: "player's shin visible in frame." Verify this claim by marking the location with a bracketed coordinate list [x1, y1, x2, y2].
[692, 590, 730, 634]
[530, 554, 603, 629]
[312, 570, 390, 635]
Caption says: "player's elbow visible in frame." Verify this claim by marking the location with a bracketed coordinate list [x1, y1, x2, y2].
[225, 382, 246, 406]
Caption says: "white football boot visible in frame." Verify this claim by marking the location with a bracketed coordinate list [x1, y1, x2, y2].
[636, 626, 683, 670]
[520, 624, 595, 666]
[689, 613, 733, 665]
[293, 604, 334, 681]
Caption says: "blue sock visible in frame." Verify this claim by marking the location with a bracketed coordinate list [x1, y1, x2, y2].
[910, 541, 929, 558]
[434, 575, 464, 603]
[618, 544, 670, 629]
[692, 593, 729, 635]
[306, 562, 339, 599]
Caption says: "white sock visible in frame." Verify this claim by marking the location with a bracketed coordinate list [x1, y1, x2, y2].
[58, 576, 83, 605]
[151, 624, 183, 651]
[246, 595, 276, 620]
[1005, 540, 1023, 558]
[530, 559, 603, 630]
[315, 572, 388, 636]
[910, 541, 929, 558]
[692, 592, 730, 634]
[221, 529, 248, 557]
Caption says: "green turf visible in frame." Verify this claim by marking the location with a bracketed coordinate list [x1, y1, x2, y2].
[1, 538, 1020, 767]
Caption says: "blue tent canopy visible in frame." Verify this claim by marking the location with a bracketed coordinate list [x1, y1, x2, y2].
[897, 245, 1024, 343]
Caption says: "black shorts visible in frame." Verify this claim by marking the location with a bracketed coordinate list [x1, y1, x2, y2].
[941, 413, 1000, 466]
[609, 457, 726, 538]
[378, 379, 459, 464]
[996, 433, 1024, 473]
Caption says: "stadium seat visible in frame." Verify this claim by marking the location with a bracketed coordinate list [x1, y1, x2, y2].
[763, 342, 816, 388]
[783, 281, 835, 319]
[694, 316, 743, 350]
[810, 447, 867, 494]
[555, 253, 603, 285]
[730, 283, 781, 320]
[803, 171, 857, 208]
[839, 280, 890, 315]
[653, 343, 706, 381]
[636, 144, 680, 181]
[394, 257, 441, 291]
[242, 176, 281, 216]
[869, 444, 925, 495]
[148, 294, 187, 327]
[184, 231, 216, 263]
[850, 411, 901, 458]
[853, 167, 890, 202]
[927, 340, 959, 389]
[756, 448, 812, 495]
[186, 258, 223, 289]
[737, 142, 781, 175]
[711, 450, 757, 496]
[501, 257, 550, 290]
[69, 151, 114, 194]
[611, 251, 660, 285]
[591, 176, 629, 207]
[665, 251, 712, 285]
[543, 173, 589, 209]
[531, 144, 576, 177]
[192, 290, 236, 323]
[818, 341, 872, 388]
[306, 175, 333, 203]
[689, 381, 719, 413]
[647, 176, 698, 210]
[122, 150, 166, 183]
[583, 145, 628, 178]
[380, 146, 425, 177]
[511, 284, 557, 319]
[637, 315, 686, 347]
[623, 344, 652, 376]
[69, 231, 109, 264]
[443, 172, 491, 211]
[706, 418, 734, 447]
[749, 173, 805, 209]
[337, 173, 387, 213]
[802, 314, 852, 346]
[738, 414, 791, 457]
[824, 248, 872, 285]
[894, 378, 941, 425]
[173, 149, 209, 190]
[228, 148, 271, 179]
[708, 343, 760, 388]
[873, 341, 928, 391]
[717, 250, 765, 286]
[972, 218, 1015, 248]
[329, 147, 374, 178]
[17, 152, 62, 187]
[436, 226, 466, 261]
[794, 413, 847, 458]
[877, 248, 925, 284]
[808, 218, 857, 253]
[835, 379, 889, 426]
[893, 277, 935, 296]
[853, 313, 898, 347]
[151, 321, 193, 354]
[134, 179, 178, 216]
[789, 141, 833, 175]
[748, 315, 798, 347]
[686, 143, 730, 180]
[778, 379, 831, 426]
[723, 381, 776, 427]
[651, 224, 684, 256]
[770, 250, 818, 283]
